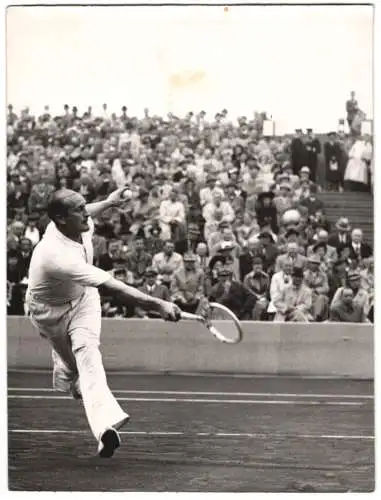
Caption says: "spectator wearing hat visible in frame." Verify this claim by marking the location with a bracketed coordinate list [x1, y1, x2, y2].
[209, 267, 256, 321]
[158, 186, 186, 243]
[203, 188, 235, 241]
[348, 228, 373, 262]
[275, 242, 307, 273]
[308, 230, 337, 266]
[170, 252, 208, 315]
[331, 270, 370, 318]
[255, 191, 278, 235]
[135, 267, 171, 318]
[291, 129, 307, 176]
[298, 184, 324, 217]
[304, 254, 329, 321]
[273, 182, 294, 217]
[199, 175, 217, 208]
[152, 240, 184, 288]
[213, 240, 241, 281]
[273, 266, 313, 322]
[243, 256, 270, 320]
[328, 217, 352, 251]
[256, 228, 279, 275]
[277, 227, 305, 255]
[23, 214, 41, 247]
[329, 286, 368, 323]
[304, 128, 321, 183]
[324, 132, 344, 191]
[124, 237, 153, 287]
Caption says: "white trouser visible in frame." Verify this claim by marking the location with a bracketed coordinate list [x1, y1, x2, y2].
[27, 287, 129, 441]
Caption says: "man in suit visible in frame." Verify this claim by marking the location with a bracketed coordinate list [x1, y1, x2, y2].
[243, 256, 271, 320]
[257, 230, 279, 275]
[273, 266, 313, 322]
[275, 242, 307, 272]
[324, 132, 344, 191]
[135, 267, 171, 318]
[291, 129, 307, 175]
[170, 252, 208, 315]
[328, 217, 352, 251]
[304, 128, 321, 183]
[348, 228, 372, 261]
[209, 267, 256, 320]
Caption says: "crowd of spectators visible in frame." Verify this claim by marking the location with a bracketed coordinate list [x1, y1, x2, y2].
[7, 103, 374, 323]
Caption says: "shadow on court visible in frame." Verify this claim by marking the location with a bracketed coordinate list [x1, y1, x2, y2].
[8, 372, 375, 492]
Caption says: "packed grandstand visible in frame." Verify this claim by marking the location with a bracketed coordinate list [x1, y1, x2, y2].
[7, 104, 373, 322]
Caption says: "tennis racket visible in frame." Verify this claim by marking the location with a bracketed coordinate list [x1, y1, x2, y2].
[180, 302, 243, 344]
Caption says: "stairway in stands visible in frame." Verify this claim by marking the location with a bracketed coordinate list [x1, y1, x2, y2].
[318, 191, 374, 244]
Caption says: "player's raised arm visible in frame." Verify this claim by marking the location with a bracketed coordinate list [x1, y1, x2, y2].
[86, 187, 132, 217]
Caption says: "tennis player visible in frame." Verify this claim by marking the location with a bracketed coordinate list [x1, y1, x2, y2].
[26, 188, 182, 458]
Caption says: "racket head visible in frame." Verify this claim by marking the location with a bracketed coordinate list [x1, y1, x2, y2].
[205, 302, 243, 344]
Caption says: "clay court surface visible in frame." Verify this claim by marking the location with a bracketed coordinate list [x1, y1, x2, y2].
[8, 371, 374, 492]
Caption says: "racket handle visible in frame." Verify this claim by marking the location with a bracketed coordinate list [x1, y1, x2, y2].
[180, 311, 205, 322]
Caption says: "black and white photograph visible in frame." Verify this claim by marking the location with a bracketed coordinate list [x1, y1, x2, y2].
[5, 2, 375, 493]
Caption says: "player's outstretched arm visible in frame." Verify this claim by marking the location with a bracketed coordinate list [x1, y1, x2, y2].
[86, 188, 132, 217]
[102, 276, 182, 322]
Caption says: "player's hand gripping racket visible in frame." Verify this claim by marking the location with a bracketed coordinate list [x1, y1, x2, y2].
[180, 302, 243, 344]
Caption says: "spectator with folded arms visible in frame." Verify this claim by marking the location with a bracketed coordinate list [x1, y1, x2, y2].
[331, 270, 370, 318]
[152, 240, 184, 289]
[243, 256, 270, 320]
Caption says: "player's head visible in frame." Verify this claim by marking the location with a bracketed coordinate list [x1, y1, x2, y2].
[47, 189, 90, 236]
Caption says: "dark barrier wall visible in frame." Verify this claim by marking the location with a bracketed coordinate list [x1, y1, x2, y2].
[7, 317, 374, 378]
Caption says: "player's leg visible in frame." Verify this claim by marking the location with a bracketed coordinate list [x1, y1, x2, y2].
[28, 299, 79, 395]
[67, 287, 129, 455]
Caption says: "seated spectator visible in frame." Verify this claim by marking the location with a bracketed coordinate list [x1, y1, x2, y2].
[152, 240, 184, 288]
[145, 222, 164, 256]
[210, 226, 240, 257]
[329, 287, 368, 323]
[195, 242, 209, 273]
[98, 239, 122, 271]
[331, 270, 370, 318]
[328, 217, 352, 251]
[170, 253, 208, 315]
[203, 188, 235, 241]
[256, 229, 279, 274]
[243, 256, 270, 320]
[209, 267, 256, 320]
[275, 242, 307, 272]
[135, 267, 171, 318]
[255, 191, 278, 234]
[28, 174, 55, 214]
[235, 212, 260, 250]
[124, 237, 152, 287]
[348, 228, 372, 261]
[101, 268, 134, 318]
[298, 184, 324, 216]
[267, 258, 293, 318]
[304, 254, 330, 321]
[24, 214, 41, 247]
[8, 220, 26, 247]
[158, 186, 186, 242]
[307, 229, 338, 264]
[273, 182, 294, 217]
[199, 175, 217, 207]
[273, 266, 313, 322]
[328, 261, 348, 306]
[18, 237, 33, 279]
[277, 227, 305, 255]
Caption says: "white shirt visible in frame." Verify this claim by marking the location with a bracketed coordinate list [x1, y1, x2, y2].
[27, 218, 111, 305]
[24, 227, 40, 247]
